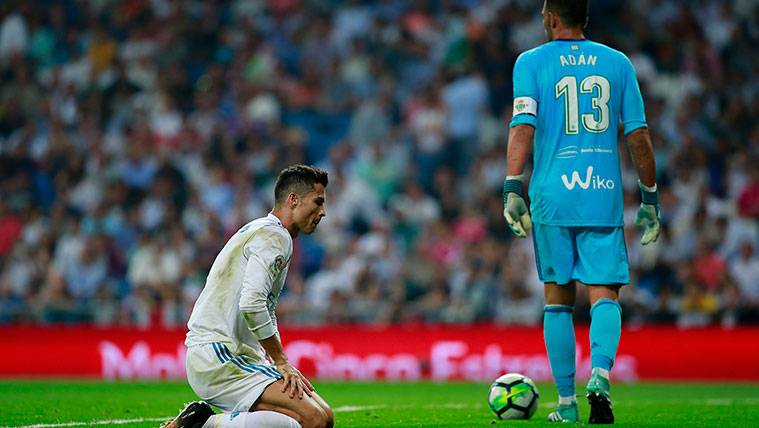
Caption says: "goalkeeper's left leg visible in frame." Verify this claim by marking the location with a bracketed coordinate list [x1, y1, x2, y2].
[586, 288, 622, 424]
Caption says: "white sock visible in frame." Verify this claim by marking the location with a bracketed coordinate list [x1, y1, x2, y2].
[558, 395, 576, 405]
[202, 411, 301, 428]
[596, 367, 610, 380]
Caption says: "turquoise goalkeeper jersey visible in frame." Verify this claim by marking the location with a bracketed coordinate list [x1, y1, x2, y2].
[510, 39, 647, 226]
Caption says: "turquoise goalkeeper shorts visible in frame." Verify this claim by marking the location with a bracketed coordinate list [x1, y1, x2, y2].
[531, 223, 629, 285]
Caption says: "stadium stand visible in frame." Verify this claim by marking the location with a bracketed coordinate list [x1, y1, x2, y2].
[0, 0, 757, 328]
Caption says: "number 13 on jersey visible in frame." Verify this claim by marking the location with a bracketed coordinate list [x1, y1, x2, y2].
[555, 75, 610, 135]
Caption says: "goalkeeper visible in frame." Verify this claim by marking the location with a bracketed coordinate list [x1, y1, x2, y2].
[503, 0, 659, 424]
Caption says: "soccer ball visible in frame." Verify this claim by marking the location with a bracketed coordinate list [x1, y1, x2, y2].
[488, 373, 539, 420]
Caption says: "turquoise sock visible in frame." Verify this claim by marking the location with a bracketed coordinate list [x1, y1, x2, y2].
[589, 298, 622, 371]
[544, 305, 576, 397]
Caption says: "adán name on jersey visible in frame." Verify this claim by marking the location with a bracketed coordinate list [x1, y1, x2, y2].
[560, 54, 597, 67]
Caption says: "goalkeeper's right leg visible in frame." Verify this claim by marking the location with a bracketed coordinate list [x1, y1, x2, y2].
[586, 368, 614, 424]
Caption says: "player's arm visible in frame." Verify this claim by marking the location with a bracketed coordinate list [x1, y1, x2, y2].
[506, 124, 535, 178]
[240, 233, 313, 399]
[257, 334, 313, 397]
[625, 127, 660, 245]
[625, 127, 656, 188]
[503, 124, 535, 237]
[620, 55, 660, 245]
[504, 51, 538, 238]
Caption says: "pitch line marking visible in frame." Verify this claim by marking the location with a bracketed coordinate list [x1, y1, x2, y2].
[1, 404, 477, 427]
[335, 403, 482, 412]
[0, 417, 167, 428]
[333, 405, 387, 412]
[5, 398, 759, 427]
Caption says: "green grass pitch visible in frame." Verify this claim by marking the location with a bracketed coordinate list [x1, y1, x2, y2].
[1, 380, 758, 427]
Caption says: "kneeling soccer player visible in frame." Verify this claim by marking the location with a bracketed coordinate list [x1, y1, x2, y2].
[164, 165, 333, 428]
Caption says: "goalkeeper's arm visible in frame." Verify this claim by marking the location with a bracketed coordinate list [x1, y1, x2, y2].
[503, 124, 535, 237]
[506, 124, 534, 178]
[625, 127, 656, 189]
[625, 127, 661, 245]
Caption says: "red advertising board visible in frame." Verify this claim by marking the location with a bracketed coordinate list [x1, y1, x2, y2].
[1, 325, 758, 381]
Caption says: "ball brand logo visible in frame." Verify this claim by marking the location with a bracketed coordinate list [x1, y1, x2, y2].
[561, 166, 615, 190]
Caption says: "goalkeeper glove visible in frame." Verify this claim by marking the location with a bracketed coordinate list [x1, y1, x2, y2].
[503, 175, 532, 238]
[634, 180, 661, 245]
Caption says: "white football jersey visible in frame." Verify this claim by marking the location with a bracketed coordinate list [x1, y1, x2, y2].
[185, 213, 292, 363]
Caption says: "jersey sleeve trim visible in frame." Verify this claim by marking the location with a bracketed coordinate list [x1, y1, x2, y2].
[510, 113, 537, 128]
[623, 121, 647, 135]
[241, 310, 277, 340]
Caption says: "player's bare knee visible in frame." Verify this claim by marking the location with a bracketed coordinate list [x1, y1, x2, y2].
[588, 284, 619, 305]
[322, 403, 334, 428]
[313, 406, 330, 428]
[545, 282, 576, 306]
[298, 404, 328, 428]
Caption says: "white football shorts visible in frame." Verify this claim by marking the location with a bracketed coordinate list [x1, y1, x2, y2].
[186, 342, 283, 412]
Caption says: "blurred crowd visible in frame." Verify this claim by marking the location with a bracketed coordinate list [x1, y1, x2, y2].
[1, 0, 758, 329]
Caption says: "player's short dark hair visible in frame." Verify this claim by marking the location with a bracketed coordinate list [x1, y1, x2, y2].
[545, 0, 589, 28]
[274, 164, 329, 205]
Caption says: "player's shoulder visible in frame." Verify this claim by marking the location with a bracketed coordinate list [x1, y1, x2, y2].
[243, 214, 292, 250]
[585, 40, 633, 65]
[515, 43, 552, 67]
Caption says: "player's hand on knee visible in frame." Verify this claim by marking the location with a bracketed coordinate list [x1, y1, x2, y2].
[298, 367, 315, 392]
[276, 362, 313, 399]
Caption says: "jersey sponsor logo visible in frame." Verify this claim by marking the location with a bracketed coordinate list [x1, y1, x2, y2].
[560, 166, 615, 190]
[556, 145, 579, 159]
[512, 97, 537, 116]
[581, 148, 613, 154]
[558, 147, 613, 159]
